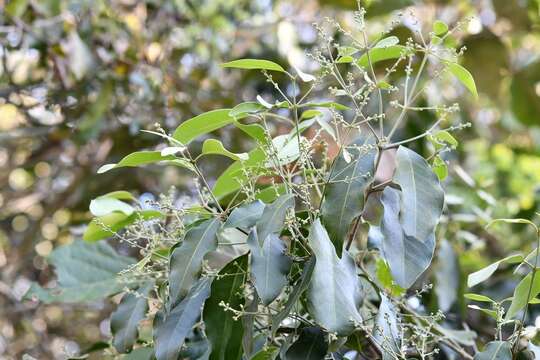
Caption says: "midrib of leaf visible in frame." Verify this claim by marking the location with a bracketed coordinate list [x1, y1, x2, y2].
[404, 151, 418, 237]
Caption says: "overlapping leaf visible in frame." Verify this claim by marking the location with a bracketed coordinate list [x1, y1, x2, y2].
[168, 218, 221, 305]
[154, 278, 212, 360]
[285, 327, 328, 360]
[203, 254, 248, 360]
[111, 282, 153, 353]
[393, 146, 444, 242]
[321, 139, 377, 257]
[255, 194, 294, 245]
[247, 230, 292, 305]
[379, 188, 435, 289]
[373, 295, 401, 360]
[306, 219, 363, 335]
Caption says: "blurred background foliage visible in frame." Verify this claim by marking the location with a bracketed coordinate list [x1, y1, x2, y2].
[0, 0, 540, 358]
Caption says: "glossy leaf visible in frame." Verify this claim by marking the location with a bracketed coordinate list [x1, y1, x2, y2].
[251, 347, 279, 360]
[285, 327, 328, 360]
[203, 254, 248, 360]
[224, 200, 265, 229]
[433, 20, 448, 35]
[229, 102, 266, 118]
[83, 210, 162, 242]
[321, 139, 377, 257]
[306, 219, 363, 335]
[24, 241, 135, 303]
[89, 197, 134, 217]
[464, 293, 495, 303]
[447, 62, 478, 98]
[467, 254, 523, 288]
[373, 295, 401, 360]
[300, 101, 350, 110]
[379, 188, 436, 288]
[213, 148, 266, 199]
[154, 278, 212, 360]
[173, 109, 235, 145]
[98, 151, 193, 174]
[394, 146, 444, 242]
[506, 272, 540, 319]
[474, 341, 512, 360]
[221, 59, 286, 73]
[111, 282, 153, 353]
[266, 134, 301, 168]
[247, 230, 292, 305]
[233, 121, 267, 143]
[357, 45, 409, 68]
[375, 36, 399, 48]
[255, 194, 295, 245]
[271, 257, 315, 335]
[201, 139, 248, 161]
[169, 218, 221, 305]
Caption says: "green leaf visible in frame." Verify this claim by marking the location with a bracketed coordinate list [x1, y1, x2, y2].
[224, 200, 265, 229]
[221, 59, 286, 73]
[486, 218, 539, 233]
[123, 347, 154, 360]
[24, 241, 135, 303]
[247, 230, 292, 305]
[467, 254, 523, 287]
[357, 45, 409, 68]
[375, 36, 399, 48]
[201, 139, 248, 161]
[98, 151, 193, 174]
[5, 0, 29, 17]
[98, 191, 135, 201]
[250, 347, 279, 360]
[213, 148, 267, 199]
[447, 62, 478, 98]
[229, 102, 267, 118]
[300, 110, 323, 120]
[394, 146, 444, 242]
[203, 254, 248, 360]
[90, 197, 134, 217]
[255, 194, 295, 245]
[169, 218, 221, 305]
[111, 283, 153, 353]
[271, 257, 315, 336]
[154, 278, 212, 360]
[468, 305, 498, 319]
[373, 295, 401, 360]
[321, 138, 377, 257]
[433, 20, 449, 36]
[233, 122, 267, 143]
[434, 130, 458, 148]
[378, 188, 436, 288]
[266, 134, 301, 168]
[506, 272, 540, 319]
[285, 327, 328, 360]
[307, 219, 363, 335]
[83, 210, 162, 242]
[300, 101, 351, 111]
[464, 293, 495, 303]
[432, 155, 448, 181]
[474, 341, 512, 360]
[375, 258, 405, 296]
[173, 109, 236, 145]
